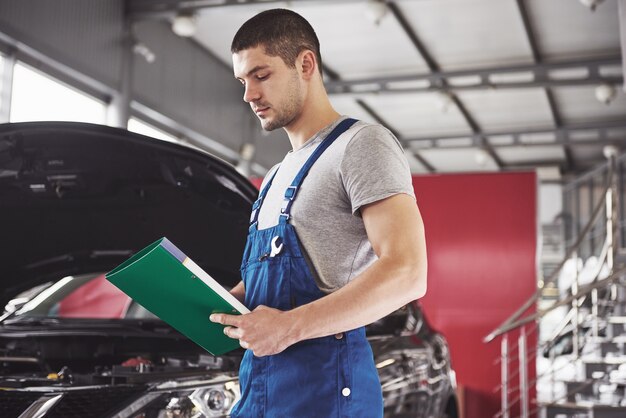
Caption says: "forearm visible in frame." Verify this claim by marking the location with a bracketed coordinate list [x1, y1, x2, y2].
[211, 194, 428, 357]
[286, 194, 428, 344]
[287, 255, 426, 343]
[230, 280, 246, 304]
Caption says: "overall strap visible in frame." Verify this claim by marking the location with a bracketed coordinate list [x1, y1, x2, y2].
[249, 166, 280, 229]
[280, 118, 358, 223]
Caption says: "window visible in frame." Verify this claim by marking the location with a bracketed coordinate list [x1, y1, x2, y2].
[128, 117, 180, 143]
[10, 62, 106, 124]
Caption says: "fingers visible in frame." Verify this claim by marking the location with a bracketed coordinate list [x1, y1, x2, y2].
[210, 313, 242, 327]
[223, 326, 243, 340]
[209, 313, 253, 351]
[223, 326, 249, 350]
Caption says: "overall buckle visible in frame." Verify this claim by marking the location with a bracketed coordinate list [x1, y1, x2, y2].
[284, 186, 298, 200]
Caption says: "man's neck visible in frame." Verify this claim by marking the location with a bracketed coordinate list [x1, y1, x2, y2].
[283, 92, 340, 151]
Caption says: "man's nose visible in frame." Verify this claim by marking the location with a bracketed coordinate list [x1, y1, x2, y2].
[243, 84, 260, 103]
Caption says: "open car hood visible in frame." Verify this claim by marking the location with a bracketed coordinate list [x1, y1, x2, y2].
[0, 122, 258, 307]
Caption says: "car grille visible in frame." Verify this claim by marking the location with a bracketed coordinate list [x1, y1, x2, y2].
[0, 386, 145, 418]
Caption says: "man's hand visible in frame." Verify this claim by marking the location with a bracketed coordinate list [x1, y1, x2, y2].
[210, 306, 298, 357]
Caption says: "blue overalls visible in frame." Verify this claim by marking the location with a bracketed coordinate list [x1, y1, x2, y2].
[231, 118, 384, 418]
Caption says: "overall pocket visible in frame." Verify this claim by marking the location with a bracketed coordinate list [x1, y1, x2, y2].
[242, 258, 292, 311]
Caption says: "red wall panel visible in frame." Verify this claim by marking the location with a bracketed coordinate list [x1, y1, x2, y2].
[413, 172, 537, 418]
[251, 172, 537, 416]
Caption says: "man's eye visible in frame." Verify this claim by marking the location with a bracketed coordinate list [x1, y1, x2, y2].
[257, 74, 269, 81]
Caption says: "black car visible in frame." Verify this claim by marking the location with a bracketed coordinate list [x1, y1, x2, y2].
[0, 122, 458, 418]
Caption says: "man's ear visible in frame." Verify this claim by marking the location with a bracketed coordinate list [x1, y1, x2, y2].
[299, 50, 318, 80]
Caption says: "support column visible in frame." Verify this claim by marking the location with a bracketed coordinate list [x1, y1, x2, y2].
[107, 19, 134, 128]
[0, 49, 16, 123]
[604, 146, 619, 306]
[518, 327, 529, 418]
[501, 335, 509, 418]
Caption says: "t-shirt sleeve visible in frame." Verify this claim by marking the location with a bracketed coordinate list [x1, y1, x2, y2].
[340, 124, 416, 217]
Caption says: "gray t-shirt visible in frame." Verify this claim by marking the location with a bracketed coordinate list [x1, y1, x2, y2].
[257, 117, 415, 293]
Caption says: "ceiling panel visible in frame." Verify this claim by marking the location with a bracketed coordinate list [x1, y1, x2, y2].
[552, 86, 626, 124]
[193, 2, 430, 79]
[396, 0, 534, 70]
[179, 0, 621, 175]
[569, 130, 600, 142]
[525, 0, 621, 60]
[497, 146, 566, 164]
[418, 148, 499, 172]
[289, 2, 430, 78]
[457, 88, 555, 131]
[193, 6, 263, 67]
[362, 93, 473, 138]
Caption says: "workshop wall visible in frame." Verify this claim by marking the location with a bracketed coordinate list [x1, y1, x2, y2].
[414, 172, 537, 418]
[0, 0, 124, 89]
[0, 0, 278, 167]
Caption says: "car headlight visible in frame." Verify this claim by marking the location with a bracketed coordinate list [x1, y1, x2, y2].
[111, 376, 240, 418]
[190, 384, 238, 416]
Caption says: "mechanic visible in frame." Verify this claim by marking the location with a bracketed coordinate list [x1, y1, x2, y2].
[209, 8, 427, 417]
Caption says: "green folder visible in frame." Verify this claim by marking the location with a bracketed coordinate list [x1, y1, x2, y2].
[105, 237, 249, 356]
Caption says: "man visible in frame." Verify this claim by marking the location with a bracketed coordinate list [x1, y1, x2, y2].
[209, 8, 427, 417]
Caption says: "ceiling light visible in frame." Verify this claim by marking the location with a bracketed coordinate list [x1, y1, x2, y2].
[133, 42, 156, 63]
[434, 91, 453, 113]
[365, 0, 388, 26]
[578, 0, 604, 11]
[474, 149, 488, 166]
[603, 145, 619, 159]
[172, 12, 197, 37]
[594, 83, 617, 105]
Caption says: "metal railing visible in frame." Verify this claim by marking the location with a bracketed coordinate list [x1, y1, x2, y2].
[484, 147, 625, 418]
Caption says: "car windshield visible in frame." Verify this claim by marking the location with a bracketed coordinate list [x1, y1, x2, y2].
[11, 273, 158, 320]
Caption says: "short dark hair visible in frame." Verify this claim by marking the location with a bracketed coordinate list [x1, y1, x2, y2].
[231, 9, 323, 75]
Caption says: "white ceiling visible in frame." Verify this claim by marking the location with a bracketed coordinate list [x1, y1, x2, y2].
[182, 0, 624, 177]
[396, 0, 534, 70]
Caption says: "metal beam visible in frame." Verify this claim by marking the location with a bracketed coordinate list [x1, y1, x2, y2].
[516, 0, 540, 62]
[325, 62, 436, 173]
[450, 94, 505, 168]
[322, 64, 341, 82]
[545, 88, 576, 169]
[356, 98, 436, 172]
[0, 31, 115, 103]
[387, 1, 503, 168]
[406, 120, 626, 149]
[325, 56, 622, 95]
[129, 0, 377, 19]
[516, 0, 575, 173]
[387, 2, 438, 74]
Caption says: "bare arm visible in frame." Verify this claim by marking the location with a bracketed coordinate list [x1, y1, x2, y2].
[287, 193, 427, 341]
[229, 280, 245, 304]
[211, 193, 427, 356]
